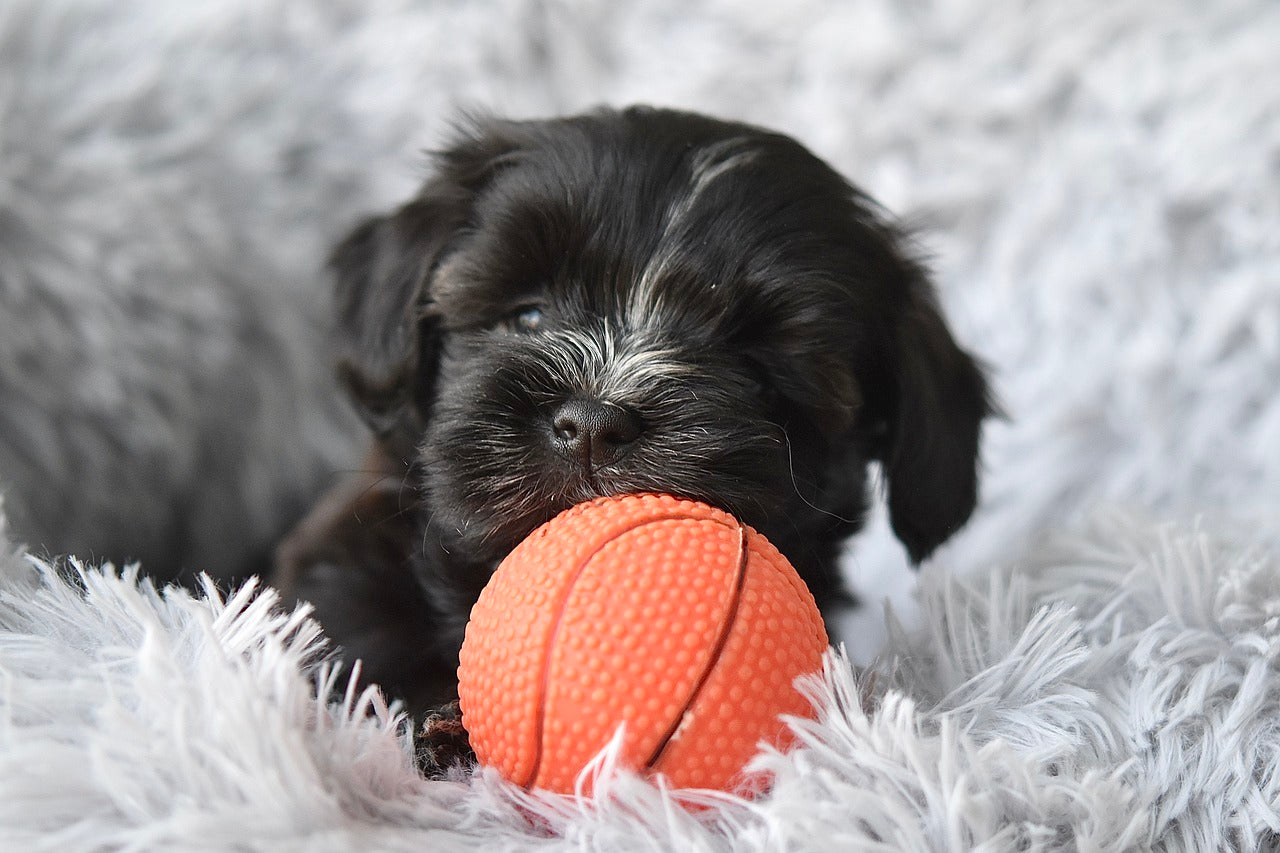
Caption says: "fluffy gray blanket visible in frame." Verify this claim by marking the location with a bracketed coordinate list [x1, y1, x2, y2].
[2, 512, 1278, 850]
[1, 0, 1278, 849]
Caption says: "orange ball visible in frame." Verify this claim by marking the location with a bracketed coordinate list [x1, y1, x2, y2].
[457, 493, 829, 794]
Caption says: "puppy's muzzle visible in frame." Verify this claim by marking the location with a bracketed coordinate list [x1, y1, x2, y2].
[550, 397, 643, 470]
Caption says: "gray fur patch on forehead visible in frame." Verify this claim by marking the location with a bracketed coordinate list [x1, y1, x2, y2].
[537, 326, 697, 407]
[630, 137, 761, 319]
[687, 136, 761, 200]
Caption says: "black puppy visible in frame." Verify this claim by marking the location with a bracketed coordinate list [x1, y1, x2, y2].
[275, 106, 990, 719]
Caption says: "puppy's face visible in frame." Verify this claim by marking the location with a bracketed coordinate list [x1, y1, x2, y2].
[333, 107, 990, 604]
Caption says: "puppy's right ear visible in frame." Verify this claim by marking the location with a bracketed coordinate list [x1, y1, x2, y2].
[332, 117, 529, 457]
[331, 194, 462, 459]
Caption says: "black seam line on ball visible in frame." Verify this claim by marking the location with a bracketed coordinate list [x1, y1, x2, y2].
[643, 520, 749, 773]
[524, 509, 739, 789]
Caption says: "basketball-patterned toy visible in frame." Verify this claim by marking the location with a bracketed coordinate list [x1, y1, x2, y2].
[457, 493, 828, 794]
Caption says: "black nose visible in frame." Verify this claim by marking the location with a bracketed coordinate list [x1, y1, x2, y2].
[550, 398, 643, 469]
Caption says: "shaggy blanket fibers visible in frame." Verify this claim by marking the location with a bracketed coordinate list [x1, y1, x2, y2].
[3, 510, 1279, 850]
[2, 0, 1279, 849]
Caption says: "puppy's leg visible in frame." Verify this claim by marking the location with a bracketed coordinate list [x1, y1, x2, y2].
[272, 441, 458, 713]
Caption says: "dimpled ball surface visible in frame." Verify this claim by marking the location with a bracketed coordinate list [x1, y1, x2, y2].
[457, 493, 829, 794]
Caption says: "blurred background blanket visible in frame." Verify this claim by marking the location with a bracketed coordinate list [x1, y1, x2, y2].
[1, 0, 1278, 849]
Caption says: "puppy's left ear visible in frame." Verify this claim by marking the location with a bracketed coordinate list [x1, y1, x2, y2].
[879, 269, 993, 563]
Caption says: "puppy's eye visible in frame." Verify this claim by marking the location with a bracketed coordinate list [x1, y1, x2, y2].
[506, 306, 544, 333]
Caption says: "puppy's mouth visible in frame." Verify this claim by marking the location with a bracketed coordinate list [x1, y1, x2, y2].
[542, 396, 740, 516]
[420, 355, 791, 562]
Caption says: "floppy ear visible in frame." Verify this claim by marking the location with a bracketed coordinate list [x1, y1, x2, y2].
[331, 195, 455, 460]
[880, 271, 993, 563]
[331, 120, 523, 460]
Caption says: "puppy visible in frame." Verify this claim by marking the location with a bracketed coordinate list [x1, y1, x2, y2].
[275, 106, 991, 720]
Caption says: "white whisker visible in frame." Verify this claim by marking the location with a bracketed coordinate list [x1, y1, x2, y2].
[777, 423, 860, 525]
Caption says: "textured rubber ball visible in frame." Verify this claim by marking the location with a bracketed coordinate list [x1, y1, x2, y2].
[457, 493, 829, 794]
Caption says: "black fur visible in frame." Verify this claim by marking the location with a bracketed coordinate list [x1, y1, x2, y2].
[275, 106, 992, 715]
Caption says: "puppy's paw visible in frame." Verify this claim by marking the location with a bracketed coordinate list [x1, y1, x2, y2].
[415, 700, 475, 779]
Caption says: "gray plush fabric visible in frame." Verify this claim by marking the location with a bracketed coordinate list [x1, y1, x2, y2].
[2, 505, 1278, 850]
[0, 1, 374, 579]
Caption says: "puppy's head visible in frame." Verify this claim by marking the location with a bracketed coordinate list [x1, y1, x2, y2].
[332, 107, 990, 601]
